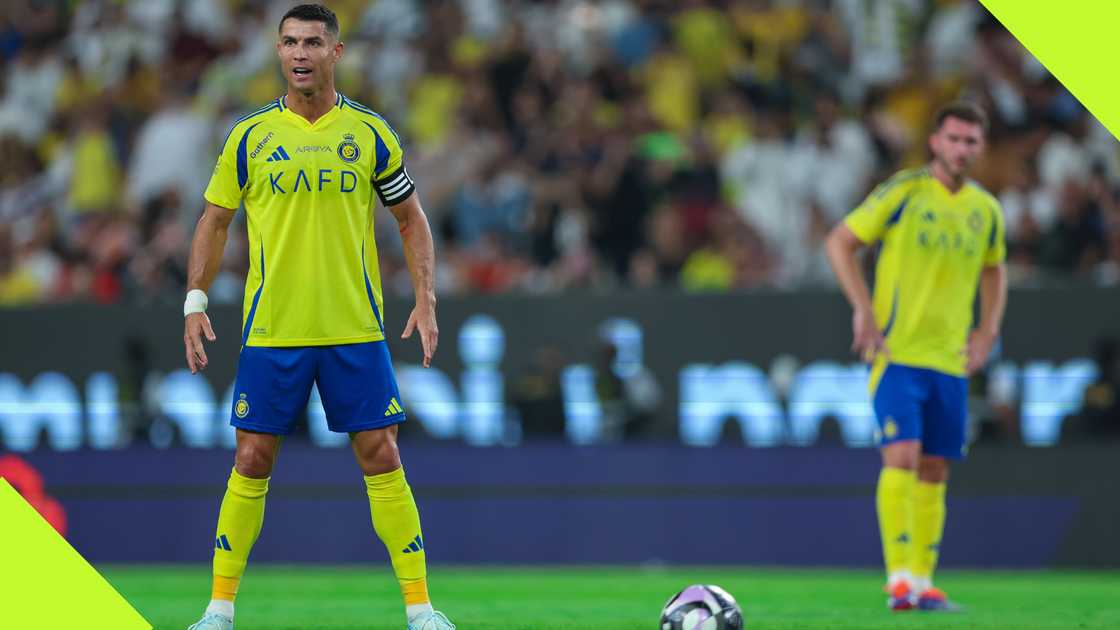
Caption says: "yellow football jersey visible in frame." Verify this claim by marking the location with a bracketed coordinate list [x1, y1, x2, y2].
[204, 94, 415, 347]
[845, 167, 1006, 376]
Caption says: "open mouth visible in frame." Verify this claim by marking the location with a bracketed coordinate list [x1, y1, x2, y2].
[292, 67, 313, 78]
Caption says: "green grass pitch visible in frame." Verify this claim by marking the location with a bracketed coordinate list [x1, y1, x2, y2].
[102, 566, 1120, 629]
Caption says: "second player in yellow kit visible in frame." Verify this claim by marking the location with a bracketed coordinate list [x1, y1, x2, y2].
[826, 102, 1008, 613]
[845, 165, 1006, 379]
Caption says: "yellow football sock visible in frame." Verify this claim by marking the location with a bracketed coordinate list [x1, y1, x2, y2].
[876, 467, 915, 578]
[211, 468, 269, 601]
[365, 467, 429, 606]
[911, 480, 947, 583]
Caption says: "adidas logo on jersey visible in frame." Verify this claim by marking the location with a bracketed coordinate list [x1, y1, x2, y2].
[266, 146, 291, 162]
[384, 397, 403, 417]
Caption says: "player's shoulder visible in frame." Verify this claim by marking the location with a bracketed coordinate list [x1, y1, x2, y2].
[221, 98, 284, 144]
[338, 94, 402, 144]
[883, 167, 928, 189]
[869, 167, 927, 199]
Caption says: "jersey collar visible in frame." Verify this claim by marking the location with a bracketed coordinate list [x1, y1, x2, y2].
[278, 92, 343, 128]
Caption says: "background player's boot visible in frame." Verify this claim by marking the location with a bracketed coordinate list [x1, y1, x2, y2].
[187, 612, 233, 630]
[407, 610, 456, 629]
[886, 580, 916, 611]
[917, 587, 962, 612]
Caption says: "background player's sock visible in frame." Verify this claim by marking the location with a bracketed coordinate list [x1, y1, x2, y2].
[911, 480, 947, 590]
[210, 468, 269, 607]
[365, 467, 431, 611]
[877, 467, 916, 582]
[887, 570, 912, 590]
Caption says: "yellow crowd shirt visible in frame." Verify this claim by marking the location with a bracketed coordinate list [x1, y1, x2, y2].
[844, 167, 1006, 377]
[204, 94, 415, 347]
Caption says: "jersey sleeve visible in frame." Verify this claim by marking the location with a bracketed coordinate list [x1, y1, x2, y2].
[983, 200, 1007, 266]
[844, 176, 915, 244]
[370, 117, 415, 206]
[203, 124, 246, 210]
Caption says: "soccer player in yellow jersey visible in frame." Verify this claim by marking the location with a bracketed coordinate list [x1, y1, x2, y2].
[825, 102, 1008, 612]
[181, 5, 454, 629]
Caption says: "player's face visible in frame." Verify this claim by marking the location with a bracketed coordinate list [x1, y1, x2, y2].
[929, 117, 985, 179]
[277, 19, 343, 96]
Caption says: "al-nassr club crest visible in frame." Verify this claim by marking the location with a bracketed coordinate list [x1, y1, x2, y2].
[337, 133, 360, 163]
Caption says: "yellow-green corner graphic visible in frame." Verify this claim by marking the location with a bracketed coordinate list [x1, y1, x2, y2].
[981, 0, 1120, 140]
[0, 479, 151, 629]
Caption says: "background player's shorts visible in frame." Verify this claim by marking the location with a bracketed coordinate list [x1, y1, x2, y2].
[230, 341, 405, 435]
[871, 363, 968, 459]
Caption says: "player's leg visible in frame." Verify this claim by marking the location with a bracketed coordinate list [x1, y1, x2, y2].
[350, 428, 433, 614]
[204, 431, 281, 617]
[316, 341, 454, 629]
[870, 362, 926, 610]
[190, 347, 315, 630]
[912, 455, 949, 598]
[911, 370, 968, 611]
[878, 441, 920, 609]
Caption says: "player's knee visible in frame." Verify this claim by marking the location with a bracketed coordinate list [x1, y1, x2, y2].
[917, 457, 949, 483]
[235, 441, 277, 478]
[881, 441, 920, 470]
[353, 431, 401, 476]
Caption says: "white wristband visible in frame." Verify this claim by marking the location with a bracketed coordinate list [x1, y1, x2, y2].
[184, 289, 208, 316]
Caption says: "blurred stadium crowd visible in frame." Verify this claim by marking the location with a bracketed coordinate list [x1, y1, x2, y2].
[1, 0, 1118, 306]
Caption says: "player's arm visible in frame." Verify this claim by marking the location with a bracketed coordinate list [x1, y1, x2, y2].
[185, 117, 245, 374]
[388, 191, 438, 368]
[825, 177, 912, 361]
[965, 263, 1007, 375]
[966, 204, 1009, 374]
[825, 224, 885, 361]
[183, 201, 236, 374]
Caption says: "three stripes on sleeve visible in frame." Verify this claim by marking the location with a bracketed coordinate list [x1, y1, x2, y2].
[376, 167, 415, 206]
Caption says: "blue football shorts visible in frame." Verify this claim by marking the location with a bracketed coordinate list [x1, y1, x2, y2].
[871, 363, 968, 459]
[229, 340, 405, 435]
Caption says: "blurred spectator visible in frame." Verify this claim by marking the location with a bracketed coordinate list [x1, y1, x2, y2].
[589, 317, 662, 442]
[592, 339, 659, 442]
[0, 0, 1117, 306]
[0, 222, 39, 304]
[511, 345, 567, 438]
[1036, 178, 1107, 274]
[126, 88, 211, 220]
[67, 105, 121, 215]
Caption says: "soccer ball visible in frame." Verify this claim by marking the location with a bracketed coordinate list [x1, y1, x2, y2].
[660, 584, 744, 630]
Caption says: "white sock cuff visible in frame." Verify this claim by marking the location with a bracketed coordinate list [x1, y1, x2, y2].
[406, 602, 434, 620]
[911, 575, 932, 593]
[887, 569, 912, 587]
[206, 599, 235, 618]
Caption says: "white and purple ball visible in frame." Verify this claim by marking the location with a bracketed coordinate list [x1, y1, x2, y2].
[660, 584, 744, 630]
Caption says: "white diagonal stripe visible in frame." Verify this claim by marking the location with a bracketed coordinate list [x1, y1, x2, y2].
[382, 177, 412, 197]
[379, 172, 406, 190]
[382, 182, 411, 199]
[387, 184, 418, 201]
[384, 181, 413, 198]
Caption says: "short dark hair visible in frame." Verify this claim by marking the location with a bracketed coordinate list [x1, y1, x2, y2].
[279, 4, 339, 38]
[933, 101, 989, 134]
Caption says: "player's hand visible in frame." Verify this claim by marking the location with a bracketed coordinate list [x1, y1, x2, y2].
[402, 302, 438, 368]
[964, 328, 996, 375]
[184, 312, 216, 374]
[852, 307, 889, 362]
